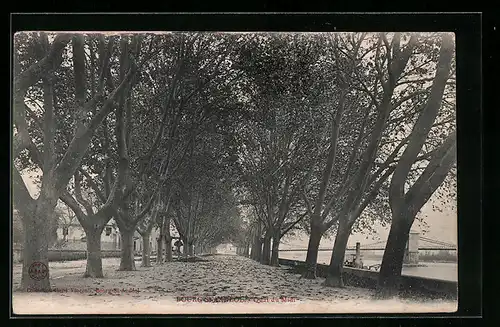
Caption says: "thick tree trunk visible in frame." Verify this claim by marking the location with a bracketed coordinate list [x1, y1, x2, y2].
[182, 236, 189, 256]
[157, 218, 164, 264]
[141, 231, 151, 267]
[302, 223, 323, 279]
[156, 235, 164, 264]
[376, 216, 412, 298]
[118, 228, 136, 271]
[164, 216, 173, 261]
[244, 243, 250, 257]
[188, 242, 194, 256]
[324, 219, 351, 287]
[84, 226, 104, 278]
[165, 234, 173, 261]
[20, 206, 51, 292]
[270, 229, 281, 266]
[250, 235, 262, 261]
[261, 234, 272, 265]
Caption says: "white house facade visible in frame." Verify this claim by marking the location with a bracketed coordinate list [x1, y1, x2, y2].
[54, 218, 184, 255]
[55, 221, 120, 251]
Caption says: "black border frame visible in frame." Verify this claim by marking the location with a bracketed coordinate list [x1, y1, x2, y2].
[7, 12, 484, 325]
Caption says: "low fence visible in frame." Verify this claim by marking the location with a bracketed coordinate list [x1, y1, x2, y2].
[278, 258, 457, 299]
[48, 249, 122, 262]
[13, 241, 122, 263]
[13, 247, 122, 263]
[51, 240, 118, 251]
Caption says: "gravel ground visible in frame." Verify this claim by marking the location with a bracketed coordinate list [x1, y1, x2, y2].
[12, 254, 457, 314]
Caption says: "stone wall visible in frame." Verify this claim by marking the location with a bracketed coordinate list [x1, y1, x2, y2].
[278, 258, 457, 299]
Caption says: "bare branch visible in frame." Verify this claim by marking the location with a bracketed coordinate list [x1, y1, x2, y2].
[78, 168, 107, 204]
[59, 191, 87, 224]
[73, 171, 94, 216]
[14, 33, 72, 95]
[389, 33, 454, 214]
[280, 212, 307, 238]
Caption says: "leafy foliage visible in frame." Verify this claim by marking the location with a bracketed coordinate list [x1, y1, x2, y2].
[13, 32, 456, 261]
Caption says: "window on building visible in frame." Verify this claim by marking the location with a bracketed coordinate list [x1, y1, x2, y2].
[105, 226, 112, 236]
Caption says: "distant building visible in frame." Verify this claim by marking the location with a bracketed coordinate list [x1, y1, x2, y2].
[131, 227, 161, 254]
[133, 224, 179, 254]
[16, 208, 178, 257]
[55, 220, 120, 251]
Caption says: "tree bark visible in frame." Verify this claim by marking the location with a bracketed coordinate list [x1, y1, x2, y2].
[156, 216, 164, 264]
[20, 204, 52, 292]
[187, 242, 194, 256]
[182, 236, 189, 256]
[164, 216, 173, 261]
[270, 229, 281, 266]
[118, 228, 136, 271]
[324, 218, 351, 287]
[251, 235, 262, 261]
[156, 235, 164, 264]
[244, 242, 250, 257]
[377, 34, 456, 299]
[261, 233, 271, 265]
[16, 35, 138, 291]
[389, 34, 454, 211]
[376, 217, 412, 298]
[165, 234, 173, 261]
[84, 226, 104, 278]
[14, 34, 72, 96]
[302, 223, 323, 279]
[141, 231, 151, 267]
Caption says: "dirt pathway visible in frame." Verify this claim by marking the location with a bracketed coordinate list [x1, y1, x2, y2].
[12, 254, 456, 314]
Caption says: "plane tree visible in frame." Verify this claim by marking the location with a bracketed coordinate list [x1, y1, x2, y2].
[376, 33, 456, 297]
[293, 33, 451, 282]
[56, 33, 161, 276]
[192, 187, 243, 254]
[170, 128, 241, 256]
[118, 32, 249, 265]
[234, 33, 332, 266]
[320, 33, 456, 287]
[108, 32, 250, 270]
[13, 32, 144, 290]
[134, 185, 174, 267]
[298, 33, 370, 278]
[234, 212, 253, 257]
[155, 186, 176, 263]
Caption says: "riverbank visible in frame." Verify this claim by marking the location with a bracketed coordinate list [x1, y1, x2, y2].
[279, 251, 458, 282]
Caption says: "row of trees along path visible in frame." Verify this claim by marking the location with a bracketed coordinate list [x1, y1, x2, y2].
[13, 32, 456, 298]
[235, 33, 455, 298]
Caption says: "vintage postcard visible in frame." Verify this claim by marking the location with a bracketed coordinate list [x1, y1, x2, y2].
[12, 30, 458, 315]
